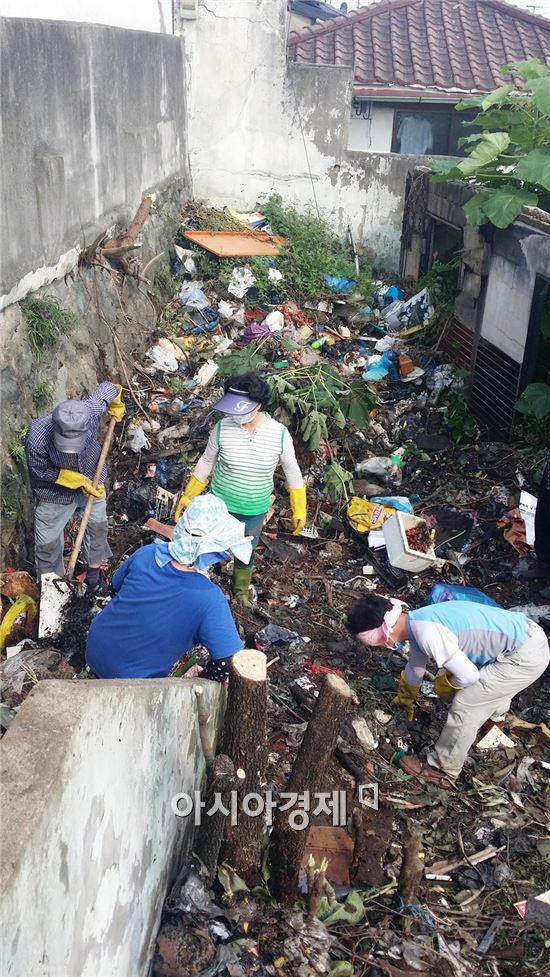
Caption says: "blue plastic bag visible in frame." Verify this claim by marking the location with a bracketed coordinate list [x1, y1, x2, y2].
[371, 496, 414, 514]
[323, 274, 356, 293]
[428, 584, 501, 607]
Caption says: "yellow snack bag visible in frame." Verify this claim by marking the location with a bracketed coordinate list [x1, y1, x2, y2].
[347, 497, 395, 533]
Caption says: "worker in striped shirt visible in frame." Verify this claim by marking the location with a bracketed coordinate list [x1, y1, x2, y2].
[174, 372, 306, 606]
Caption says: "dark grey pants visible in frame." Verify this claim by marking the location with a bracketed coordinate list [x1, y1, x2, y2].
[34, 492, 112, 578]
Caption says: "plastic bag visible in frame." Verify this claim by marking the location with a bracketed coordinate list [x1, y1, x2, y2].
[262, 310, 285, 332]
[146, 345, 179, 373]
[127, 423, 151, 453]
[370, 496, 414, 514]
[323, 274, 356, 293]
[428, 584, 501, 607]
[347, 497, 395, 532]
[176, 280, 207, 308]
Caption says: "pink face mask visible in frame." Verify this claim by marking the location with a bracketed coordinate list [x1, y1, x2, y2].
[356, 597, 406, 646]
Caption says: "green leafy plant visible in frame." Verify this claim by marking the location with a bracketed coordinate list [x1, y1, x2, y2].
[323, 462, 354, 505]
[432, 58, 550, 228]
[166, 376, 187, 396]
[217, 346, 268, 376]
[268, 364, 375, 449]
[258, 195, 372, 300]
[33, 380, 54, 411]
[153, 269, 178, 304]
[20, 295, 75, 361]
[515, 381, 550, 420]
[443, 388, 478, 443]
[8, 425, 28, 467]
[1, 471, 22, 520]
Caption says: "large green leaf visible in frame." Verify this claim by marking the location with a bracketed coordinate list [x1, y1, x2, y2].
[456, 97, 484, 111]
[516, 148, 550, 191]
[463, 192, 490, 226]
[515, 382, 550, 420]
[503, 58, 549, 80]
[531, 77, 550, 115]
[457, 132, 510, 176]
[216, 347, 266, 376]
[480, 186, 538, 228]
[481, 85, 514, 110]
[340, 380, 375, 430]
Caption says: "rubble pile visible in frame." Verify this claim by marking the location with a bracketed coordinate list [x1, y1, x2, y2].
[1, 199, 549, 977]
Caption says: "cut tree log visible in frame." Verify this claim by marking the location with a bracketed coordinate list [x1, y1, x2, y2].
[195, 755, 245, 880]
[269, 673, 354, 905]
[396, 822, 424, 933]
[102, 194, 155, 254]
[219, 650, 267, 884]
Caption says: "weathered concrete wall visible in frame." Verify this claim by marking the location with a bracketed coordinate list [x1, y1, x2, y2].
[481, 220, 550, 364]
[0, 0, 174, 32]
[0, 177, 186, 565]
[0, 678, 224, 977]
[185, 0, 425, 271]
[0, 17, 189, 305]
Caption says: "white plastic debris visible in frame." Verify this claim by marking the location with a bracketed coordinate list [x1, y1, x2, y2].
[195, 359, 219, 387]
[146, 345, 179, 372]
[476, 726, 516, 750]
[228, 266, 255, 299]
[352, 717, 379, 751]
[262, 310, 285, 332]
[127, 423, 151, 453]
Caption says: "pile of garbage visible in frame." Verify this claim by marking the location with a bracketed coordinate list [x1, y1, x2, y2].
[1, 198, 549, 977]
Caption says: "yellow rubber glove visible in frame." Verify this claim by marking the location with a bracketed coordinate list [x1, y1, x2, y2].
[107, 384, 125, 422]
[434, 670, 463, 703]
[55, 469, 103, 498]
[392, 670, 421, 721]
[289, 485, 307, 535]
[174, 475, 209, 521]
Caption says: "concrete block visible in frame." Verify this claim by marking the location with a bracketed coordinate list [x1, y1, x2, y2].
[0, 678, 224, 977]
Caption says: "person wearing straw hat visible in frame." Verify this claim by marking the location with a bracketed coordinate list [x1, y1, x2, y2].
[86, 495, 251, 681]
[174, 372, 306, 606]
[347, 594, 549, 785]
[25, 382, 125, 586]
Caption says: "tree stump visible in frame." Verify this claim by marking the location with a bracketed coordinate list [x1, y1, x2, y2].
[269, 673, 354, 905]
[196, 755, 245, 880]
[219, 650, 267, 883]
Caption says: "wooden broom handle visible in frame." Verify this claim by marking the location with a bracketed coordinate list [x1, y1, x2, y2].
[66, 415, 118, 579]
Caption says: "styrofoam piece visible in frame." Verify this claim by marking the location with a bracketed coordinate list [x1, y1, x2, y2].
[38, 572, 85, 640]
[382, 512, 437, 572]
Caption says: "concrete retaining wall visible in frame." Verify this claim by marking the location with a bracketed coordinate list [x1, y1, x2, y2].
[0, 678, 224, 977]
[0, 17, 188, 305]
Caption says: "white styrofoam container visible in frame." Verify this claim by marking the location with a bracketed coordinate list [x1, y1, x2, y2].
[382, 512, 437, 572]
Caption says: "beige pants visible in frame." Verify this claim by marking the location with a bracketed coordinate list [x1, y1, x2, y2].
[429, 621, 550, 778]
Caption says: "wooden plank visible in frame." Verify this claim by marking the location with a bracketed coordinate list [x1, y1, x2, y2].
[183, 230, 287, 257]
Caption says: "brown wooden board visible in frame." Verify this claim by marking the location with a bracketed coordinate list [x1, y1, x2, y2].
[183, 230, 287, 257]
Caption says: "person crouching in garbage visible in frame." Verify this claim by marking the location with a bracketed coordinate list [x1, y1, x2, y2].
[347, 594, 549, 785]
[86, 496, 250, 681]
[174, 372, 306, 607]
[25, 382, 125, 587]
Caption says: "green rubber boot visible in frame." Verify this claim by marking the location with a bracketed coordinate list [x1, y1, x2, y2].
[232, 566, 254, 607]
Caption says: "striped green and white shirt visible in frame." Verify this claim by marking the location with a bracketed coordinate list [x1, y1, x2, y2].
[194, 414, 303, 516]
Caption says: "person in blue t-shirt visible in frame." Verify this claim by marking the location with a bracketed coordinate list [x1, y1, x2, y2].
[86, 495, 253, 682]
[348, 595, 549, 785]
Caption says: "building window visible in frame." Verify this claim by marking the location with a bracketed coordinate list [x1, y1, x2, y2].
[391, 108, 478, 156]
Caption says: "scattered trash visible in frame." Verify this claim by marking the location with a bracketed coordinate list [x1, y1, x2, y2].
[383, 512, 437, 572]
